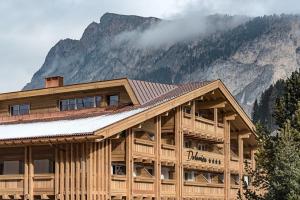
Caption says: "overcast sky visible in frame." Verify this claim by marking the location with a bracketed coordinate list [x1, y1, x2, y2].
[1, 0, 300, 93]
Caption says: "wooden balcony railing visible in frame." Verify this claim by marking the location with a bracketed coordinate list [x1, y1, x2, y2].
[161, 144, 176, 162]
[182, 113, 224, 140]
[0, 175, 24, 194]
[161, 179, 176, 196]
[133, 177, 155, 193]
[183, 148, 224, 171]
[230, 160, 240, 173]
[183, 181, 224, 198]
[111, 175, 127, 194]
[0, 107, 107, 124]
[33, 174, 55, 193]
[133, 138, 155, 157]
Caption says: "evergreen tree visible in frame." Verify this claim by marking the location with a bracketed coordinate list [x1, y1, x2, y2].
[243, 70, 300, 199]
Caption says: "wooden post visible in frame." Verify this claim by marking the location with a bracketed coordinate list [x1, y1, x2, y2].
[224, 120, 231, 200]
[60, 145, 65, 199]
[214, 108, 218, 137]
[65, 144, 70, 200]
[24, 146, 28, 199]
[75, 144, 80, 200]
[238, 135, 244, 193]
[191, 100, 196, 133]
[126, 129, 133, 199]
[28, 146, 33, 200]
[55, 147, 59, 200]
[175, 106, 183, 199]
[250, 148, 256, 170]
[155, 116, 162, 198]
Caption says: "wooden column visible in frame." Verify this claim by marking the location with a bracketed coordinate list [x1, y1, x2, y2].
[24, 146, 28, 199]
[54, 147, 59, 200]
[191, 100, 196, 133]
[155, 116, 162, 198]
[126, 129, 133, 199]
[214, 108, 218, 137]
[28, 146, 33, 200]
[224, 120, 231, 200]
[250, 148, 256, 170]
[175, 106, 183, 199]
[224, 114, 236, 200]
[238, 135, 244, 193]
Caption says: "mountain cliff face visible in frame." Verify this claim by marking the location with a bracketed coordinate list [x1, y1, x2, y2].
[24, 13, 300, 115]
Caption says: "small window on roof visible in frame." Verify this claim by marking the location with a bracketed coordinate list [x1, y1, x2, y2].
[107, 95, 119, 106]
[10, 104, 30, 116]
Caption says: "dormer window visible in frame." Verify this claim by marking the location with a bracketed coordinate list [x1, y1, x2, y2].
[59, 96, 103, 111]
[107, 95, 119, 106]
[10, 104, 30, 116]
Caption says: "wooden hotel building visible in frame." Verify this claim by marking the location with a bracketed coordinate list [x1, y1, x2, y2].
[0, 77, 257, 200]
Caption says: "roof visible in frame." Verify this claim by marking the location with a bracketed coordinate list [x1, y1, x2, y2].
[0, 78, 256, 143]
[128, 79, 177, 105]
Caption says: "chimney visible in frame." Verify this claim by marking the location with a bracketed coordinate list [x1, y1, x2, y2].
[45, 76, 64, 88]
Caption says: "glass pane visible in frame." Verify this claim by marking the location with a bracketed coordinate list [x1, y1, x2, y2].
[83, 97, 95, 108]
[108, 95, 119, 106]
[11, 105, 19, 116]
[76, 98, 84, 109]
[60, 100, 69, 111]
[95, 96, 102, 107]
[19, 104, 29, 115]
[34, 159, 54, 174]
[69, 99, 76, 110]
[1, 160, 22, 175]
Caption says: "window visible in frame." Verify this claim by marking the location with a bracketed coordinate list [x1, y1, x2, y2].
[0, 160, 24, 175]
[198, 143, 208, 151]
[184, 140, 192, 148]
[76, 98, 84, 109]
[107, 95, 119, 106]
[34, 159, 54, 174]
[60, 96, 103, 111]
[32, 146, 55, 174]
[243, 175, 250, 187]
[10, 104, 30, 116]
[111, 164, 126, 175]
[95, 96, 102, 107]
[161, 167, 173, 180]
[203, 172, 212, 183]
[184, 171, 195, 181]
[83, 97, 95, 108]
[60, 99, 69, 111]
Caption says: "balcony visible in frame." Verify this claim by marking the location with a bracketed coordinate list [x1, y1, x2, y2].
[161, 179, 176, 197]
[111, 139, 126, 162]
[33, 174, 55, 194]
[0, 107, 107, 124]
[133, 177, 155, 194]
[182, 113, 224, 142]
[161, 144, 176, 162]
[0, 175, 24, 196]
[183, 148, 224, 172]
[133, 138, 155, 158]
[183, 181, 224, 198]
[111, 175, 127, 194]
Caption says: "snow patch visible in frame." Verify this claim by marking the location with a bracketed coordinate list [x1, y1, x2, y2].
[0, 108, 146, 140]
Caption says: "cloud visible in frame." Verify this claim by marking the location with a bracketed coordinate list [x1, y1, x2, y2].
[1, 0, 300, 92]
[114, 13, 249, 48]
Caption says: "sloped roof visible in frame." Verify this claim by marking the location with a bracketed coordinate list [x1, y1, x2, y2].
[0, 79, 255, 143]
[128, 79, 177, 105]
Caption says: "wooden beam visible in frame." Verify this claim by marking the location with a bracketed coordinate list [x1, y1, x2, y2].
[198, 99, 227, 109]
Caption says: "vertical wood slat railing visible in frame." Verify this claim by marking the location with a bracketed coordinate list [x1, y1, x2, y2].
[182, 113, 224, 139]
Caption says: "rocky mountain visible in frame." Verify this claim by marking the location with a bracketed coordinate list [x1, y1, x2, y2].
[24, 13, 300, 115]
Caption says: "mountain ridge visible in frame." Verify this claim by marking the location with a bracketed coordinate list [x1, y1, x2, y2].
[23, 13, 300, 115]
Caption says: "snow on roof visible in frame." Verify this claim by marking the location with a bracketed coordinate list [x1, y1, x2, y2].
[0, 108, 146, 140]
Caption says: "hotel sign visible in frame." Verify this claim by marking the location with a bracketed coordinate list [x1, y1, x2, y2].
[187, 150, 207, 162]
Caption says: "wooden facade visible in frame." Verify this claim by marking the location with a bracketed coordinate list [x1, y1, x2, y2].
[0, 77, 257, 200]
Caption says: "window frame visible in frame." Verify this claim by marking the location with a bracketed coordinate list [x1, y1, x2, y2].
[9, 103, 30, 116]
